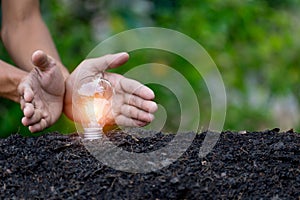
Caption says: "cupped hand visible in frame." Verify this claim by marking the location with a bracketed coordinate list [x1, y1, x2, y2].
[18, 50, 65, 133]
[64, 53, 157, 127]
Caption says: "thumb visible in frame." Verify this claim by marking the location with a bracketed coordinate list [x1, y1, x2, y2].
[86, 52, 129, 72]
[31, 50, 56, 71]
[105, 52, 129, 69]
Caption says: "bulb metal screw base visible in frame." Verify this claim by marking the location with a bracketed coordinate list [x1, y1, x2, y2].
[83, 127, 103, 140]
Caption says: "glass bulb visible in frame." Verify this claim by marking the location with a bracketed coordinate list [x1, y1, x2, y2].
[73, 74, 113, 140]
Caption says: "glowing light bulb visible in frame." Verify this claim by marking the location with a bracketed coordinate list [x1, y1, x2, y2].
[74, 74, 113, 140]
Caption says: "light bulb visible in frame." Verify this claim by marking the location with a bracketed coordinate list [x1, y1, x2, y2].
[73, 73, 113, 140]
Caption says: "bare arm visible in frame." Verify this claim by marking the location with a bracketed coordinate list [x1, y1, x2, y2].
[0, 61, 26, 102]
[1, 0, 69, 78]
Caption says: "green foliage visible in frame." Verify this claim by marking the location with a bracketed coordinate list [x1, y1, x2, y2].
[1, 0, 300, 137]
[108, 0, 300, 131]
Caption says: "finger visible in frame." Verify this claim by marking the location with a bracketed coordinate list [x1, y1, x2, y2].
[114, 115, 149, 127]
[119, 78, 155, 100]
[120, 104, 155, 123]
[23, 103, 35, 118]
[121, 93, 158, 113]
[23, 87, 35, 102]
[29, 119, 48, 133]
[18, 82, 34, 102]
[21, 110, 43, 126]
[32, 50, 56, 71]
[84, 52, 129, 72]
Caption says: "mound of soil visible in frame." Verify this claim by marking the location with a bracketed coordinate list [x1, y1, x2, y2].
[0, 129, 300, 199]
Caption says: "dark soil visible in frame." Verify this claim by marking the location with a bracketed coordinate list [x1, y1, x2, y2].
[0, 128, 300, 199]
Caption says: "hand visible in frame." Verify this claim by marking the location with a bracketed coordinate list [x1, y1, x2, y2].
[64, 53, 158, 127]
[18, 50, 65, 133]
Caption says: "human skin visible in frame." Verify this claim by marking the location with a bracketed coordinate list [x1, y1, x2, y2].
[18, 51, 66, 132]
[1, 0, 69, 77]
[64, 53, 158, 127]
[0, 0, 68, 132]
[0, 0, 157, 132]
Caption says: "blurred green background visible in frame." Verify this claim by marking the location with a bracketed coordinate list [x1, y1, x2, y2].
[1, 0, 300, 137]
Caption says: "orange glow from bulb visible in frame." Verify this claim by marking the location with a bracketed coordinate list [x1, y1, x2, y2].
[75, 76, 113, 128]
[80, 95, 110, 127]
[93, 97, 110, 125]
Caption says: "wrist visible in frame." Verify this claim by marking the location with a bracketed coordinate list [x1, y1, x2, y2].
[0, 60, 27, 102]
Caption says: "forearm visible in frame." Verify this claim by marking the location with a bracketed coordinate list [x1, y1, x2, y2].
[1, 1, 69, 79]
[1, 17, 69, 79]
[0, 60, 27, 102]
